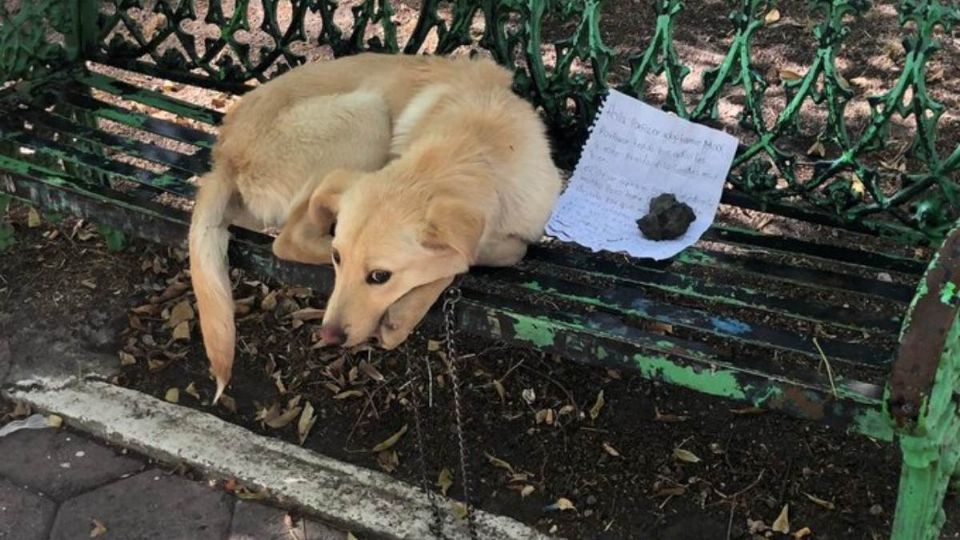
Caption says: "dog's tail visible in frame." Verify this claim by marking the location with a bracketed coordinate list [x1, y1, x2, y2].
[189, 169, 237, 404]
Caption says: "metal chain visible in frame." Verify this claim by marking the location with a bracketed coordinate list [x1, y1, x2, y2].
[407, 346, 448, 539]
[442, 285, 480, 540]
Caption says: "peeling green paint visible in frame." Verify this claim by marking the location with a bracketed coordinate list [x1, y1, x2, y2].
[510, 317, 559, 349]
[630, 353, 748, 401]
[939, 282, 957, 305]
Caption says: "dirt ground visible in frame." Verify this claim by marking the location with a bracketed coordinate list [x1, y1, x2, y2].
[3, 206, 960, 540]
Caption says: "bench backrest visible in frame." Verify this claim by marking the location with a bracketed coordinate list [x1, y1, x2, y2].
[3, 0, 957, 244]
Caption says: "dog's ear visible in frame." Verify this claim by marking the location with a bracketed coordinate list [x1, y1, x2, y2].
[420, 197, 485, 272]
[308, 169, 356, 229]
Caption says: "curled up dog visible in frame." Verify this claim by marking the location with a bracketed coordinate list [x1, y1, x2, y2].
[189, 53, 562, 401]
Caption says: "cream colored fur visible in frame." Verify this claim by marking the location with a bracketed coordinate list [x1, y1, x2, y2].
[189, 53, 562, 401]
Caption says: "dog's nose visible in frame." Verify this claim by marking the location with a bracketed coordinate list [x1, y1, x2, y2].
[319, 325, 347, 346]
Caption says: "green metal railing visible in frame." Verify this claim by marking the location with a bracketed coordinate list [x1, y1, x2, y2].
[2, 1, 958, 243]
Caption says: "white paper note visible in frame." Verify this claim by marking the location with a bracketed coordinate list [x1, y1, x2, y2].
[546, 90, 739, 260]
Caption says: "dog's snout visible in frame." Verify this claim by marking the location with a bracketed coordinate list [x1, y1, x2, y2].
[319, 325, 347, 346]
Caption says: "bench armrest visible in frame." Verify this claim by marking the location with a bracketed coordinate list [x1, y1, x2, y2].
[889, 223, 960, 428]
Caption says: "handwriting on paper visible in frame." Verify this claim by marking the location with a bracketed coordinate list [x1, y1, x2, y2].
[546, 90, 739, 260]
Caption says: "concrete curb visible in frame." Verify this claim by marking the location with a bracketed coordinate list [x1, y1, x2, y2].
[3, 378, 556, 540]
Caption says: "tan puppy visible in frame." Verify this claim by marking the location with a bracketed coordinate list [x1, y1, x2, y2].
[190, 53, 561, 401]
[191, 54, 418, 401]
[302, 57, 563, 350]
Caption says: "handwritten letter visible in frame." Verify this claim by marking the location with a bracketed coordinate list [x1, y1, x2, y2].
[546, 90, 739, 260]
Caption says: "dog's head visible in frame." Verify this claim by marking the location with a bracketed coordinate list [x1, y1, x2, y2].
[310, 167, 485, 348]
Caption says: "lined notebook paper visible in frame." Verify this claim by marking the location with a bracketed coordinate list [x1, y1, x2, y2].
[546, 90, 738, 260]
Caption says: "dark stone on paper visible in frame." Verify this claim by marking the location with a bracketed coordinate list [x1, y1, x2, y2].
[636, 193, 696, 241]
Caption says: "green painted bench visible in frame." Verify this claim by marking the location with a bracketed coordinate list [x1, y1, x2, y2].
[1, 1, 959, 537]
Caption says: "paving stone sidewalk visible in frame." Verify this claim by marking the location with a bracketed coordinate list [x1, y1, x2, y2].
[0, 426, 348, 540]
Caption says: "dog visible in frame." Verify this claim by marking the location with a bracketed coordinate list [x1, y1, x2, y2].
[189, 53, 562, 402]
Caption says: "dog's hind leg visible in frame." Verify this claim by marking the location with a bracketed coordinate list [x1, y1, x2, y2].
[271, 197, 335, 265]
[378, 276, 454, 349]
[476, 235, 529, 267]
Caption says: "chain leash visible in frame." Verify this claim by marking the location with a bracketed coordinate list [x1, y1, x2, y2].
[407, 344, 448, 539]
[442, 285, 479, 540]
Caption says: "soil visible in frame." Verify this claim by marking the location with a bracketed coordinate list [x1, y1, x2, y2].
[4, 207, 960, 540]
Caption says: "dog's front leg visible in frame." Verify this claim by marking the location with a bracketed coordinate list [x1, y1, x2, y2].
[272, 198, 334, 265]
[378, 276, 455, 349]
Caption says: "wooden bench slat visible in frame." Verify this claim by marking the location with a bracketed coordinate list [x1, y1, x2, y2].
[58, 90, 217, 149]
[75, 72, 224, 126]
[472, 268, 894, 368]
[525, 247, 904, 333]
[0, 128, 195, 198]
[704, 225, 926, 275]
[17, 107, 208, 178]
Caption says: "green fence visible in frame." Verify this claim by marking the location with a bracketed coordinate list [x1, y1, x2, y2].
[1, 0, 958, 242]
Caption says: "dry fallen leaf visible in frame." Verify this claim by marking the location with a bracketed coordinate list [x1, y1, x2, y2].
[219, 394, 237, 413]
[602, 441, 621, 457]
[334, 390, 364, 400]
[748, 518, 768, 534]
[806, 140, 825, 158]
[27, 207, 41, 228]
[347, 533, 358, 540]
[260, 290, 279, 311]
[437, 468, 454, 496]
[47, 414, 63, 428]
[167, 299, 195, 328]
[236, 485, 269, 500]
[780, 69, 803, 81]
[794, 527, 812, 539]
[928, 65, 945, 83]
[377, 450, 399, 472]
[606, 369, 621, 380]
[521, 485, 535, 498]
[589, 390, 605, 420]
[172, 321, 191, 341]
[552, 497, 576, 511]
[119, 351, 137, 366]
[89, 519, 107, 538]
[772, 504, 790, 534]
[804, 492, 835, 510]
[265, 406, 302, 429]
[654, 485, 687, 497]
[427, 340, 442, 352]
[297, 401, 317, 445]
[673, 448, 701, 464]
[372, 425, 408, 452]
[290, 307, 325, 321]
[654, 408, 689, 423]
[164, 387, 180, 403]
[492, 380, 506, 402]
[764, 8, 781, 24]
[485, 453, 516, 474]
[851, 173, 866, 197]
[535, 409, 556, 425]
[360, 361, 385, 382]
[185, 382, 201, 400]
[451, 501, 469, 520]
[80, 279, 97, 290]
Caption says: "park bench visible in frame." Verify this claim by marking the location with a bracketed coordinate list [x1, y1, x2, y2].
[1, 1, 958, 538]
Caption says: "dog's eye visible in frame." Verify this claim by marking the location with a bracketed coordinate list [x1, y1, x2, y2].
[366, 270, 392, 285]
[332, 249, 341, 265]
